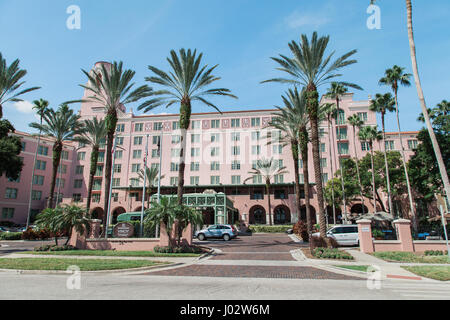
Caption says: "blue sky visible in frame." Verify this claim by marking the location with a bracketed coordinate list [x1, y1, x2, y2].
[1, 0, 449, 133]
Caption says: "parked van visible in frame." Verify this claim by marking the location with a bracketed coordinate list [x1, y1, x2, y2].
[313, 225, 359, 246]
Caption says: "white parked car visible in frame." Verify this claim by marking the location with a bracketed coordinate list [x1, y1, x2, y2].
[313, 225, 359, 246]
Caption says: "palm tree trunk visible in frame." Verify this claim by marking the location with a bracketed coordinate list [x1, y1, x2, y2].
[305, 84, 326, 240]
[394, 91, 417, 228]
[381, 114, 394, 215]
[0, 103, 3, 119]
[47, 142, 62, 209]
[406, 0, 450, 204]
[352, 125, 366, 215]
[266, 181, 272, 226]
[177, 101, 191, 205]
[300, 132, 312, 240]
[370, 145, 377, 213]
[86, 146, 99, 216]
[335, 97, 348, 222]
[291, 140, 302, 222]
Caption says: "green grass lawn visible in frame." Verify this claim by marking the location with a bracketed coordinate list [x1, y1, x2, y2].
[0, 258, 169, 271]
[19, 250, 204, 258]
[402, 266, 450, 281]
[372, 252, 450, 264]
[334, 265, 372, 272]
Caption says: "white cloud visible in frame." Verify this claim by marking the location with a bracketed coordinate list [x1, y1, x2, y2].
[285, 10, 331, 29]
[13, 100, 35, 114]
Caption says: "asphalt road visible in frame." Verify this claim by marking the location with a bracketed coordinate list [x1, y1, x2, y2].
[0, 239, 59, 256]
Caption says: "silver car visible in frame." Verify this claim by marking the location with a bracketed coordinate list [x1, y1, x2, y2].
[313, 225, 359, 246]
[195, 225, 238, 241]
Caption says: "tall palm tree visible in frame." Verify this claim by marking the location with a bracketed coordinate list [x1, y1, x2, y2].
[29, 104, 85, 208]
[77, 117, 107, 215]
[359, 126, 383, 213]
[139, 49, 237, 205]
[369, 93, 396, 215]
[406, 0, 450, 204]
[0, 52, 40, 119]
[68, 61, 152, 233]
[138, 166, 165, 209]
[262, 32, 360, 239]
[245, 158, 289, 226]
[144, 197, 177, 248]
[379, 65, 416, 224]
[26, 99, 49, 229]
[347, 114, 366, 215]
[322, 103, 338, 224]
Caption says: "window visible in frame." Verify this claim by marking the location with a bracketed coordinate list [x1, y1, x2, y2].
[191, 134, 200, 143]
[320, 158, 327, 168]
[116, 137, 124, 146]
[190, 162, 200, 171]
[252, 160, 258, 169]
[38, 145, 49, 156]
[153, 122, 162, 131]
[211, 120, 220, 129]
[33, 175, 44, 185]
[336, 127, 347, 140]
[273, 145, 283, 154]
[274, 174, 284, 184]
[385, 141, 395, 151]
[55, 178, 65, 188]
[231, 132, 240, 142]
[338, 142, 349, 155]
[172, 135, 181, 144]
[58, 164, 67, 174]
[231, 146, 240, 156]
[134, 136, 143, 145]
[231, 119, 240, 128]
[1, 208, 14, 219]
[133, 150, 142, 159]
[361, 142, 370, 151]
[231, 176, 241, 185]
[299, 174, 304, 184]
[272, 130, 282, 143]
[190, 148, 200, 157]
[131, 164, 141, 173]
[31, 190, 42, 201]
[95, 165, 103, 176]
[336, 110, 346, 125]
[190, 176, 200, 185]
[152, 149, 160, 158]
[231, 160, 241, 170]
[191, 120, 201, 129]
[320, 143, 326, 153]
[152, 136, 161, 145]
[72, 194, 82, 202]
[112, 178, 121, 187]
[251, 118, 260, 127]
[299, 159, 304, 169]
[130, 192, 140, 200]
[172, 121, 180, 130]
[170, 163, 179, 172]
[319, 128, 326, 138]
[408, 140, 418, 150]
[112, 193, 119, 202]
[151, 163, 160, 171]
[251, 190, 264, 200]
[211, 147, 219, 157]
[116, 124, 125, 132]
[210, 162, 220, 171]
[275, 190, 286, 200]
[93, 179, 102, 190]
[61, 150, 69, 160]
[210, 176, 220, 185]
[322, 173, 329, 184]
[35, 160, 47, 171]
[130, 178, 140, 187]
[210, 133, 220, 143]
[252, 131, 261, 141]
[74, 180, 83, 189]
[253, 175, 262, 184]
[135, 123, 143, 132]
[278, 160, 284, 168]
[252, 145, 261, 155]
[358, 112, 368, 123]
[75, 165, 84, 175]
[114, 164, 122, 173]
[171, 148, 181, 158]
[170, 177, 178, 186]
[21, 141, 26, 151]
[77, 152, 86, 161]
[5, 188, 18, 199]
[92, 194, 101, 203]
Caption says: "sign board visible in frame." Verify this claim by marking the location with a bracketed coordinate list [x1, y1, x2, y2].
[113, 222, 134, 238]
[362, 227, 370, 232]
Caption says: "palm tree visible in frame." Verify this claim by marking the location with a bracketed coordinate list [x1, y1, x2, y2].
[406, 0, 450, 203]
[57, 204, 91, 245]
[262, 32, 360, 239]
[347, 114, 366, 215]
[26, 99, 49, 229]
[144, 197, 177, 248]
[369, 93, 396, 215]
[245, 158, 288, 226]
[0, 52, 40, 119]
[139, 49, 237, 205]
[35, 207, 64, 246]
[138, 166, 165, 209]
[379, 65, 416, 224]
[29, 104, 85, 208]
[77, 117, 107, 215]
[359, 126, 382, 213]
[174, 205, 203, 247]
[68, 61, 153, 234]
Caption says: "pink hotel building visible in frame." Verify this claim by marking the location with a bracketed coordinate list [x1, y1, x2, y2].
[1, 62, 421, 226]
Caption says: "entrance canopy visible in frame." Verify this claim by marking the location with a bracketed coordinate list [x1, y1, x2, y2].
[150, 192, 239, 225]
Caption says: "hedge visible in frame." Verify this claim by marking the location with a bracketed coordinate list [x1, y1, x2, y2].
[248, 225, 293, 233]
[0, 232, 23, 241]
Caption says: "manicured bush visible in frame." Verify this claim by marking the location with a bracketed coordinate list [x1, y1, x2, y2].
[372, 229, 385, 239]
[312, 248, 354, 260]
[293, 221, 309, 242]
[248, 225, 293, 233]
[0, 232, 22, 240]
[153, 245, 205, 254]
[425, 250, 448, 256]
[34, 245, 77, 252]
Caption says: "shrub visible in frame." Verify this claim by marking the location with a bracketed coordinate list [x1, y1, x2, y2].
[293, 221, 309, 242]
[247, 225, 293, 233]
[312, 248, 354, 260]
[0, 232, 22, 240]
[310, 236, 339, 249]
[425, 250, 448, 256]
[372, 229, 385, 239]
[34, 245, 77, 252]
[153, 245, 205, 254]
